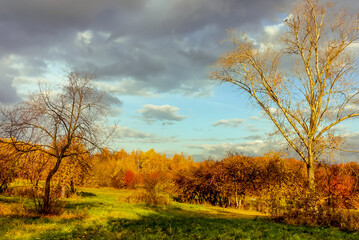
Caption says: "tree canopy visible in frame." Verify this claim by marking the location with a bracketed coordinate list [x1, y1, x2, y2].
[212, 0, 359, 193]
[0, 72, 109, 213]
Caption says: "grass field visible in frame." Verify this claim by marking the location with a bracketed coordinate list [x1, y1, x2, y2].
[0, 187, 358, 240]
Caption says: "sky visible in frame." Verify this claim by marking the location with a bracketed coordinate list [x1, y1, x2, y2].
[1, 0, 359, 161]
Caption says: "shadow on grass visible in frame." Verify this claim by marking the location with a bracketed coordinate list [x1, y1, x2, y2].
[34, 204, 359, 240]
[64, 201, 102, 210]
[0, 215, 81, 239]
[0, 195, 21, 203]
[77, 191, 97, 198]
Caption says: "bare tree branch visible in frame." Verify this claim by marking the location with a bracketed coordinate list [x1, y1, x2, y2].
[211, 0, 359, 193]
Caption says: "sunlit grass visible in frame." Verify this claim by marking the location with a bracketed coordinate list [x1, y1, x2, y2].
[0, 187, 358, 239]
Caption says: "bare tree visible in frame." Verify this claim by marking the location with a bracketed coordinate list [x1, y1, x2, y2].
[211, 0, 359, 196]
[0, 72, 109, 213]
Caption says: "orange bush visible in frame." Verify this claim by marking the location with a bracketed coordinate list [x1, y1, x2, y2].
[123, 170, 136, 188]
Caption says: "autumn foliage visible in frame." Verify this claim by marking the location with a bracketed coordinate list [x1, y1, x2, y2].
[1, 137, 359, 229]
[0, 141, 195, 193]
[0, 140, 18, 192]
[316, 162, 359, 209]
[123, 170, 136, 188]
[175, 153, 304, 210]
[174, 153, 359, 217]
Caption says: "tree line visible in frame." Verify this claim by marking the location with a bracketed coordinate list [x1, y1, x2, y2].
[175, 153, 359, 210]
[3, 140, 358, 228]
[0, 142, 194, 196]
[174, 153, 359, 229]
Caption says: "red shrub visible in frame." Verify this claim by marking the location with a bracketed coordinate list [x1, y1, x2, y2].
[123, 170, 136, 188]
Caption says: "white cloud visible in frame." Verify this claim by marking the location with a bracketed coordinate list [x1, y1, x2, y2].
[76, 30, 93, 46]
[187, 140, 281, 160]
[212, 118, 244, 127]
[348, 42, 359, 52]
[264, 22, 285, 36]
[246, 124, 260, 132]
[248, 115, 260, 121]
[112, 125, 179, 144]
[113, 126, 154, 139]
[13, 76, 47, 86]
[268, 107, 281, 115]
[137, 104, 187, 124]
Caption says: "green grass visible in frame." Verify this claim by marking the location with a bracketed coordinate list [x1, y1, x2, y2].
[0, 187, 358, 239]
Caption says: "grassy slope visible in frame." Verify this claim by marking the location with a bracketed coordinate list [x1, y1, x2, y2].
[0, 188, 358, 240]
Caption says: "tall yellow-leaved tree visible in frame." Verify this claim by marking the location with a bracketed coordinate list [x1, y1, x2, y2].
[212, 0, 359, 196]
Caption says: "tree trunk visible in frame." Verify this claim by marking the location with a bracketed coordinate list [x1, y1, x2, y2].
[306, 157, 315, 194]
[61, 185, 66, 198]
[0, 179, 7, 193]
[43, 157, 62, 214]
[306, 151, 318, 217]
[70, 180, 75, 194]
[235, 188, 238, 208]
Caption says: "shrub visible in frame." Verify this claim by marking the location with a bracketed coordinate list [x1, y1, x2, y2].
[292, 208, 359, 231]
[61, 207, 88, 219]
[0, 203, 13, 215]
[4, 186, 35, 197]
[142, 172, 164, 205]
[123, 170, 137, 188]
[123, 172, 170, 205]
[0, 199, 30, 217]
[122, 188, 170, 205]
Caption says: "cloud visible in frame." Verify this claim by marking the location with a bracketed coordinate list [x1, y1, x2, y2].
[137, 104, 187, 124]
[212, 118, 244, 127]
[280, 132, 359, 163]
[0, 76, 20, 104]
[99, 92, 123, 117]
[129, 136, 178, 144]
[334, 132, 359, 163]
[96, 79, 160, 97]
[246, 124, 261, 132]
[0, 0, 297, 102]
[112, 125, 179, 144]
[0, 55, 44, 104]
[101, 92, 123, 107]
[1, 0, 358, 103]
[243, 135, 263, 140]
[248, 116, 260, 121]
[187, 140, 282, 160]
[264, 22, 285, 36]
[113, 126, 154, 139]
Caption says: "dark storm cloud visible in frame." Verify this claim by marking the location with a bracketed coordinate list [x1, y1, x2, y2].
[0, 76, 20, 104]
[109, 0, 290, 39]
[0, 0, 146, 31]
[0, 0, 299, 103]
